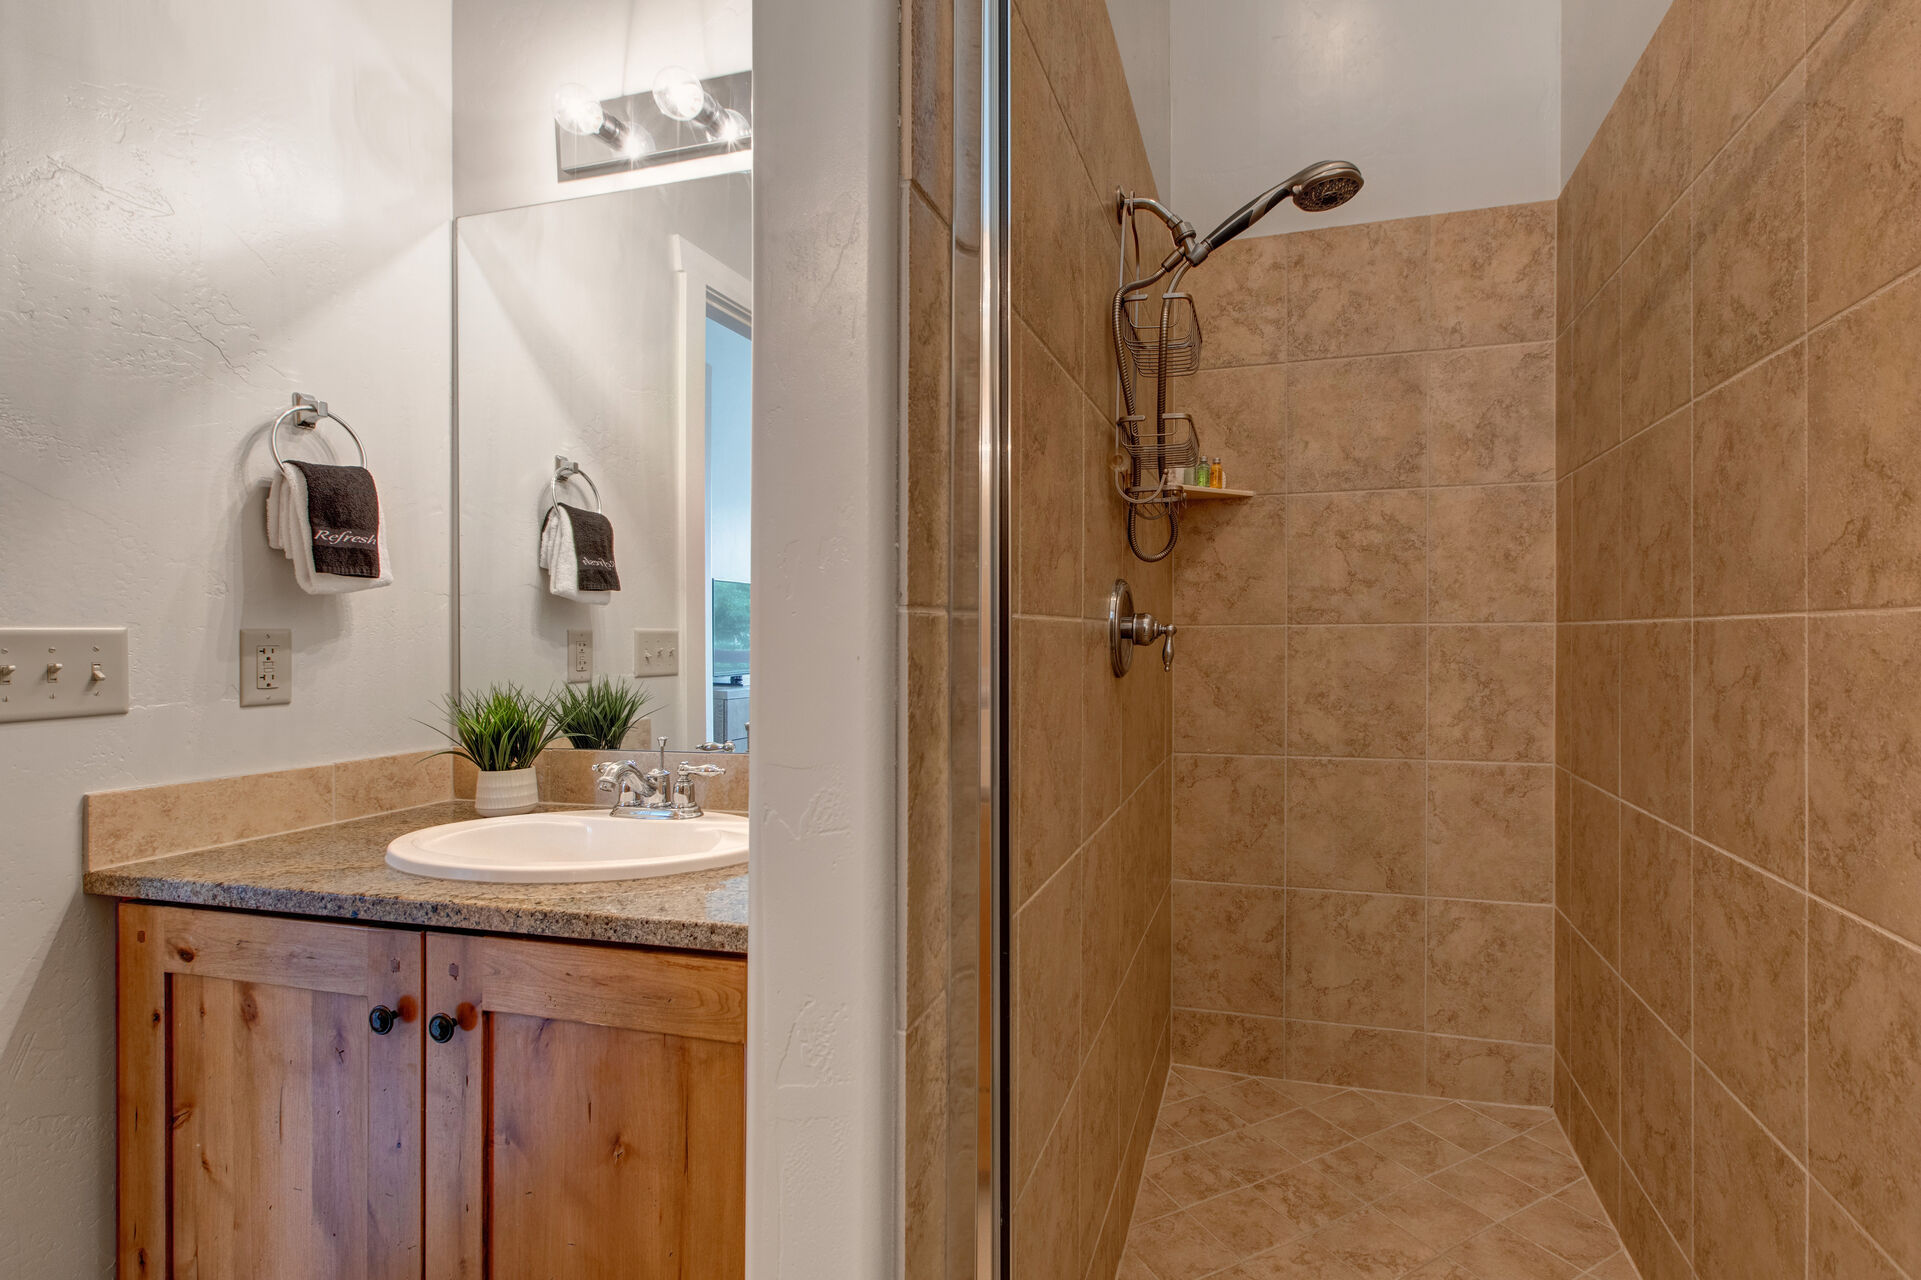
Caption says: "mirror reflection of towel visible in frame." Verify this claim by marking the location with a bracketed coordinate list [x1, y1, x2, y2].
[538, 503, 618, 604]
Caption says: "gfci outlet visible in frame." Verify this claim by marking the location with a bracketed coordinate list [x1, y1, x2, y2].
[634, 629, 678, 677]
[567, 629, 594, 684]
[240, 629, 292, 707]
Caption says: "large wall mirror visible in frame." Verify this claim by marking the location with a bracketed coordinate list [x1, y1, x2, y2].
[455, 173, 752, 750]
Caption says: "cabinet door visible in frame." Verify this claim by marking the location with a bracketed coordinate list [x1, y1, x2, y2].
[117, 904, 424, 1280]
[424, 933, 747, 1279]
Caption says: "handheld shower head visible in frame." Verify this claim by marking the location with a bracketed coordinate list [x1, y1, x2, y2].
[1197, 160, 1364, 257]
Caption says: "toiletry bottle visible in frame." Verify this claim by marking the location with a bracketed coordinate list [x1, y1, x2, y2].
[1213, 458, 1227, 488]
[1196, 456, 1212, 487]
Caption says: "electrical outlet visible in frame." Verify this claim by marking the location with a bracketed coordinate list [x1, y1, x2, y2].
[240, 629, 292, 707]
[634, 629, 679, 677]
[567, 629, 594, 683]
[0, 627, 131, 723]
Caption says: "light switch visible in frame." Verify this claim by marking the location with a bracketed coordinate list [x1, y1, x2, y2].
[0, 627, 131, 723]
[567, 630, 594, 684]
[634, 629, 679, 677]
[240, 629, 292, 707]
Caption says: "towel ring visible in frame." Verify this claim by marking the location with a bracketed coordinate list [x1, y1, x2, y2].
[270, 393, 367, 469]
[550, 455, 602, 513]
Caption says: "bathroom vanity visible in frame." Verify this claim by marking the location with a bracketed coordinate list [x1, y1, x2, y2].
[86, 802, 748, 1279]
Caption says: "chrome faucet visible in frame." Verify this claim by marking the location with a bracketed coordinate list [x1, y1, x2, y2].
[593, 736, 674, 816]
[669, 761, 727, 817]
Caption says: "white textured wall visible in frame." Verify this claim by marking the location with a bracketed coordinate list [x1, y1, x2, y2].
[1107, 0, 1171, 194]
[1561, 0, 1671, 184]
[456, 176, 751, 745]
[1169, 0, 1561, 233]
[454, 0, 753, 217]
[0, 1, 453, 1273]
[745, 0, 897, 1269]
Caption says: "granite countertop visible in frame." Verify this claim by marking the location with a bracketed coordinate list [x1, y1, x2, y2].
[82, 801, 748, 953]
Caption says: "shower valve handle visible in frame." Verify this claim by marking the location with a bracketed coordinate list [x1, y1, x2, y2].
[1108, 580, 1177, 676]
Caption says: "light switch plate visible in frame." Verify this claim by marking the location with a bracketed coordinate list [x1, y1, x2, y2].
[240, 629, 292, 707]
[634, 629, 679, 677]
[0, 627, 131, 723]
[567, 629, 594, 683]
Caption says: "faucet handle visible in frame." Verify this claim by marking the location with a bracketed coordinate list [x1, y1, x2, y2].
[677, 761, 726, 778]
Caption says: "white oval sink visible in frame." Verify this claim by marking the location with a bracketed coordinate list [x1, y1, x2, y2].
[386, 811, 749, 883]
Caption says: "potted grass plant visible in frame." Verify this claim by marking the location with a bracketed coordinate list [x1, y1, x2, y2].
[428, 684, 564, 816]
[551, 677, 656, 752]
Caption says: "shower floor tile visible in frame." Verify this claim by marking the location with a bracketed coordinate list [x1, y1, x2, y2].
[1120, 1067, 1636, 1280]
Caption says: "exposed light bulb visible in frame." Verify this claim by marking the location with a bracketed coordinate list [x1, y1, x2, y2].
[552, 83, 605, 136]
[652, 66, 707, 122]
[715, 108, 750, 144]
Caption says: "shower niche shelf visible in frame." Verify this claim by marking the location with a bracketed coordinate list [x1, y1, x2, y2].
[1169, 485, 1252, 500]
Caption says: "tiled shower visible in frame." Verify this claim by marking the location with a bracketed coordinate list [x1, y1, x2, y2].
[905, 0, 1921, 1276]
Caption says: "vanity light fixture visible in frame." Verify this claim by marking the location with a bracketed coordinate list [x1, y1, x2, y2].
[552, 70, 753, 182]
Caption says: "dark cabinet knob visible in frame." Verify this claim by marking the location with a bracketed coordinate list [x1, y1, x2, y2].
[428, 1012, 458, 1043]
[368, 1005, 397, 1036]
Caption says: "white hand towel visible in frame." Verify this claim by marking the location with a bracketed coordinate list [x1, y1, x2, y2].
[538, 505, 611, 604]
[275, 462, 393, 595]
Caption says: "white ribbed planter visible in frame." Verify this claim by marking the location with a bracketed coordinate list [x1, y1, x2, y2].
[473, 766, 539, 817]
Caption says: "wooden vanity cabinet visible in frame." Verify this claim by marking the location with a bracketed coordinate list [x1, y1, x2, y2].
[116, 903, 747, 1279]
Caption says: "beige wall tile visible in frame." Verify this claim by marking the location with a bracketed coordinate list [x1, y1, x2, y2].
[1692, 1065, 1807, 1280]
[1426, 1036, 1553, 1107]
[1010, 19, 1094, 392]
[905, 191, 951, 609]
[904, 0, 952, 218]
[1188, 232, 1291, 369]
[1427, 900, 1554, 1042]
[1014, 618, 1083, 904]
[1692, 67, 1808, 392]
[1284, 889, 1426, 1030]
[1013, 316, 1084, 617]
[1809, 902, 1921, 1277]
[1285, 353, 1430, 492]
[1619, 996, 1692, 1250]
[1427, 344, 1557, 487]
[1080, 618, 1126, 835]
[1692, 845, 1807, 1153]
[1565, 284, 1624, 472]
[86, 765, 336, 869]
[1620, 200, 1693, 437]
[1431, 202, 1557, 348]
[902, 1000, 947, 1280]
[1616, 0, 1694, 249]
[1013, 854, 1083, 1188]
[1562, 118, 1622, 319]
[1809, 612, 1921, 947]
[1692, 616, 1807, 883]
[1285, 491, 1428, 624]
[1172, 881, 1286, 1017]
[1175, 496, 1287, 625]
[1182, 363, 1288, 493]
[1428, 625, 1554, 764]
[1807, 0, 1921, 323]
[1689, 0, 1806, 175]
[1171, 1008, 1289, 1077]
[1810, 1183, 1906, 1280]
[905, 612, 950, 1027]
[1807, 269, 1921, 610]
[1013, 1080, 1082, 1276]
[1619, 621, 1691, 827]
[1620, 408, 1691, 621]
[1287, 625, 1428, 758]
[1619, 808, 1692, 1038]
[1558, 623, 1621, 792]
[1569, 447, 1624, 623]
[1285, 758, 1425, 894]
[1172, 625, 1287, 755]
[1286, 215, 1434, 359]
[1426, 763, 1554, 904]
[1171, 753, 1286, 886]
[1430, 485, 1555, 623]
[1557, 914, 1623, 1137]
[1691, 343, 1808, 615]
[333, 751, 451, 820]
[1561, 778, 1622, 965]
[1284, 1019, 1426, 1093]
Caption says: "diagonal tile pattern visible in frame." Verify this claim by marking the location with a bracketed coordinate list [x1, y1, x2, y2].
[1122, 1066, 1637, 1279]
